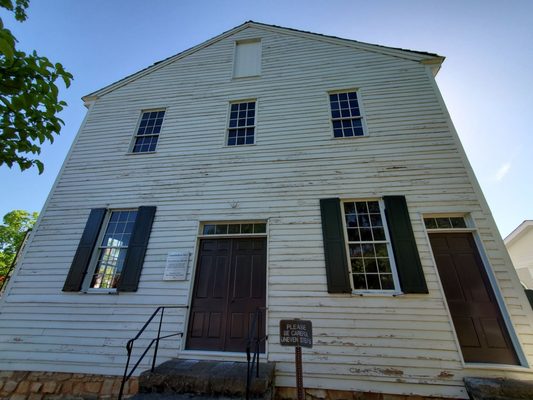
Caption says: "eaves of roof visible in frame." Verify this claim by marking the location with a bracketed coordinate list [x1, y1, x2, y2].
[504, 220, 533, 246]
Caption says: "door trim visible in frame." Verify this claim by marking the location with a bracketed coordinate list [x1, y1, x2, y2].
[421, 213, 528, 367]
[181, 220, 269, 356]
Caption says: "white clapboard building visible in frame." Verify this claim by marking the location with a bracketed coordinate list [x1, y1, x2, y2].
[1, 21, 533, 399]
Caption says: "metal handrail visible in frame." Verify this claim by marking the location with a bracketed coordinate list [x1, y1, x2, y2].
[118, 305, 187, 400]
[246, 307, 268, 400]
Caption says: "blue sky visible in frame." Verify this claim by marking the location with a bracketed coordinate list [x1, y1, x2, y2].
[0, 0, 531, 237]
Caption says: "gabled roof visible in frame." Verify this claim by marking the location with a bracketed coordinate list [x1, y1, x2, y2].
[82, 21, 445, 104]
[505, 220, 533, 247]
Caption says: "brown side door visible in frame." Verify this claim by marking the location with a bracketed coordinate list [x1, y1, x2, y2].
[186, 237, 266, 352]
[429, 232, 519, 364]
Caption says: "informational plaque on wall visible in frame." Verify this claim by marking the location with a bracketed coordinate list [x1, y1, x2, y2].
[163, 252, 190, 281]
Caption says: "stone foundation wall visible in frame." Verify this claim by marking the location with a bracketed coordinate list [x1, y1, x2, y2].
[0, 371, 138, 400]
[275, 387, 457, 400]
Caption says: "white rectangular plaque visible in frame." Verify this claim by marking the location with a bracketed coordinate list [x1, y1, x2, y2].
[163, 252, 190, 281]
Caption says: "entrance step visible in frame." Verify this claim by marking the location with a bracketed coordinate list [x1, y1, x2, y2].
[135, 359, 275, 399]
[131, 395, 240, 400]
[464, 377, 533, 399]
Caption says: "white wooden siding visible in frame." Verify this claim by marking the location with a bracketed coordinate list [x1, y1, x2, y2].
[1, 25, 532, 399]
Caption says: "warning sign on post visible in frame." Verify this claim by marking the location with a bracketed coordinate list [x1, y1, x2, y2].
[279, 319, 313, 348]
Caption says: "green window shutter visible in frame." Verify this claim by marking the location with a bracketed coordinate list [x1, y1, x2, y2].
[383, 196, 428, 294]
[117, 206, 156, 292]
[62, 208, 106, 292]
[320, 198, 352, 293]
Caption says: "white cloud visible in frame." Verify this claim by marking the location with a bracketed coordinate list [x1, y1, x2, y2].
[495, 162, 511, 182]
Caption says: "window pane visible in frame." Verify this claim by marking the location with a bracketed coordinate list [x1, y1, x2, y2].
[370, 214, 383, 227]
[360, 228, 372, 241]
[372, 227, 385, 241]
[348, 228, 360, 242]
[366, 274, 380, 289]
[203, 225, 215, 235]
[228, 224, 240, 234]
[344, 202, 356, 215]
[374, 244, 388, 258]
[380, 274, 394, 290]
[436, 218, 452, 228]
[450, 217, 467, 228]
[215, 224, 228, 234]
[253, 223, 266, 233]
[349, 244, 362, 257]
[346, 214, 357, 228]
[352, 274, 366, 290]
[351, 258, 364, 273]
[356, 202, 368, 214]
[358, 214, 370, 228]
[361, 244, 374, 258]
[241, 224, 253, 233]
[424, 218, 437, 229]
[365, 259, 378, 273]
[367, 201, 380, 213]
[377, 258, 391, 273]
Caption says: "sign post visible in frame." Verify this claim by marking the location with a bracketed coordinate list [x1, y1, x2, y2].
[279, 319, 312, 400]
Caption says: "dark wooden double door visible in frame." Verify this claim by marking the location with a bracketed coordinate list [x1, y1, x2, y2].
[186, 238, 266, 352]
[429, 232, 519, 364]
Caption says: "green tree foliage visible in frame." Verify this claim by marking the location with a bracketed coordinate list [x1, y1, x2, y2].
[0, 209, 37, 279]
[0, 0, 73, 173]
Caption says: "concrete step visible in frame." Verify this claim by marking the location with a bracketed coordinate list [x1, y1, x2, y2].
[137, 359, 275, 399]
[464, 377, 533, 399]
[131, 394, 244, 399]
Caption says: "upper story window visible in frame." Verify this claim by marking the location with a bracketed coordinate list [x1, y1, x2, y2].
[227, 101, 256, 146]
[342, 200, 398, 291]
[329, 91, 365, 138]
[233, 39, 261, 78]
[131, 110, 165, 153]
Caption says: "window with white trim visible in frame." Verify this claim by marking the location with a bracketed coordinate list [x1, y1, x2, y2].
[424, 216, 467, 229]
[89, 210, 138, 289]
[342, 200, 397, 291]
[227, 101, 256, 146]
[329, 91, 365, 138]
[131, 110, 165, 153]
[201, 222, 266, 235]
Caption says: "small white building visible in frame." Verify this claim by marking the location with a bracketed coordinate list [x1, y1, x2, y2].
[505, 221, 533, 289]
[1, 21, 533, 399]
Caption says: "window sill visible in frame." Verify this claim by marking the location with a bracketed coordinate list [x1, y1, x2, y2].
[81, 289, 118, 295]
[463, 362, 530, 372]
[351, 291, 404, 297]
[224, 143, 257, 148]
[332, 135, 368, 140]
[232, 75, 261, 80]
[126, 151, 158, 155]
